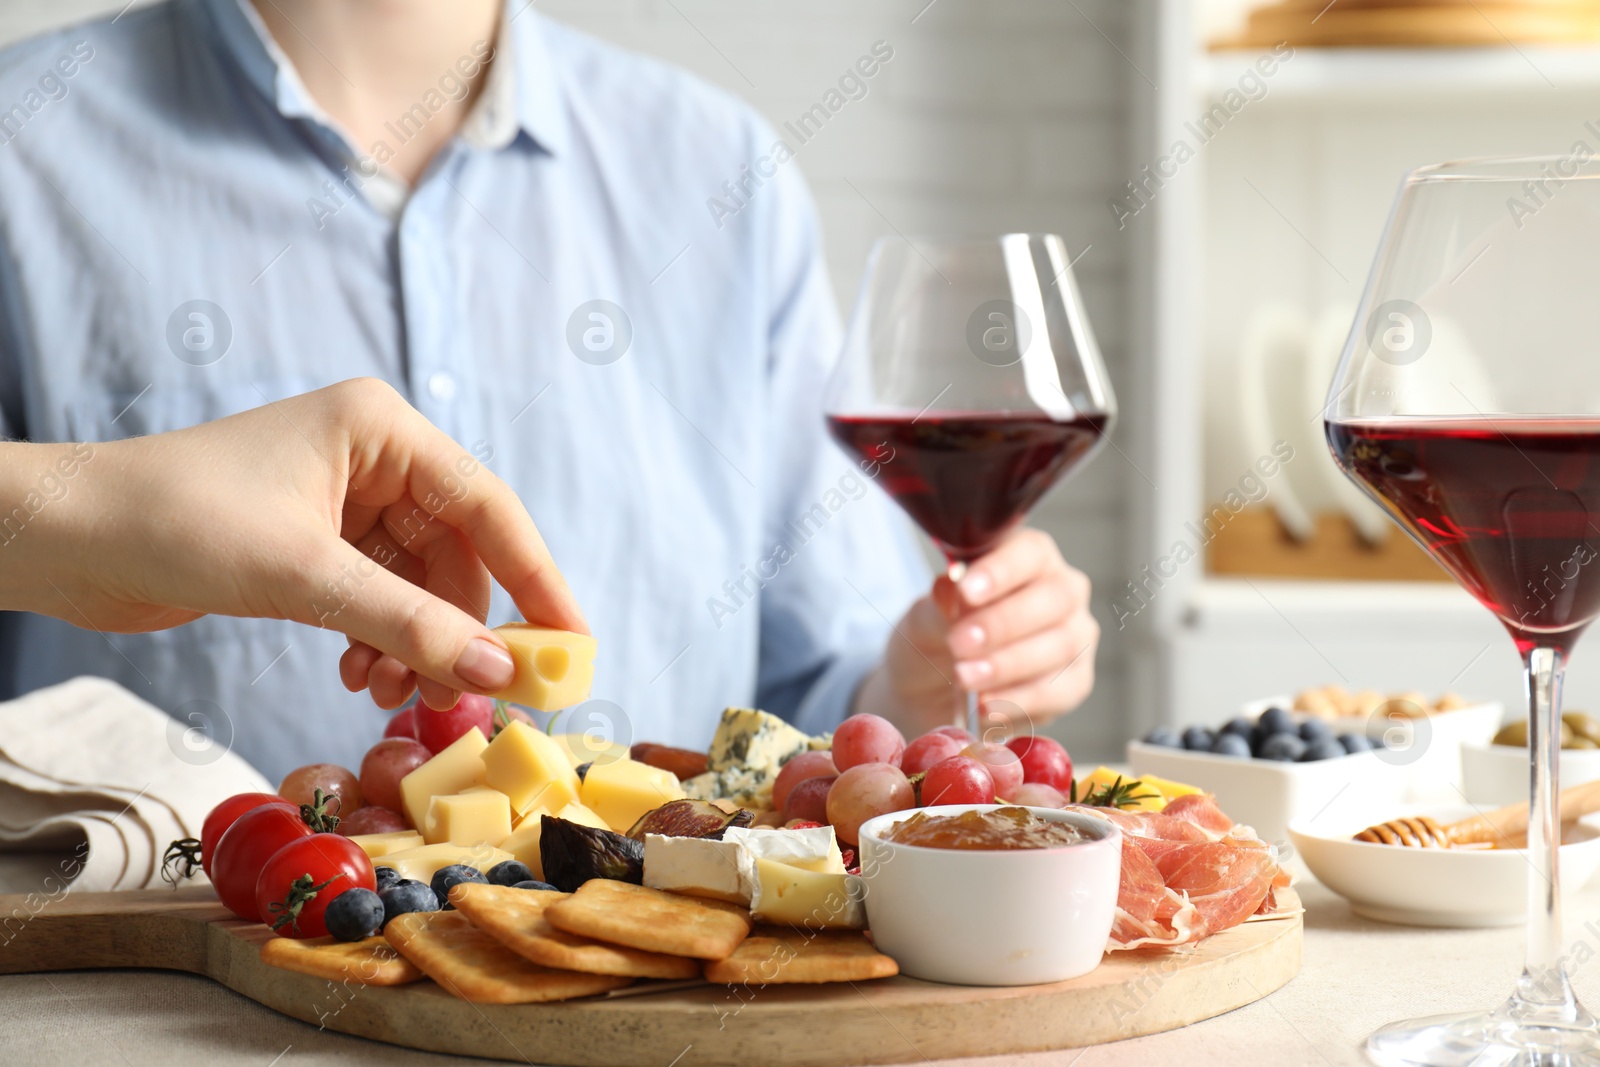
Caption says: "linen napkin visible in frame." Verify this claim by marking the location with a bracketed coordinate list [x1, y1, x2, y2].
[0, 676, 273, 893]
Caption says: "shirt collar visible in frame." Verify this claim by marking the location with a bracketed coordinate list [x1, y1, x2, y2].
[198, 0, 566, 159]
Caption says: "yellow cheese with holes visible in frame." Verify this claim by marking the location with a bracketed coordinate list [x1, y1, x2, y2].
[348, 830, 424, 859]
[481, 720, 581, 816]
[375, 843, 513, 884]
[499, 817, 547, 881]
[748, 857, 867, 930]
[398, 728, 489, 830]
[490, 624, 597, 711]
[551, 732, 630, 769]
[579, 757, 686, 832]
[423, 790, 513, 847]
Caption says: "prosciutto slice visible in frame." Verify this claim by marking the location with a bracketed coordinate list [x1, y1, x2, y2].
[1073, 796, 1287, 951]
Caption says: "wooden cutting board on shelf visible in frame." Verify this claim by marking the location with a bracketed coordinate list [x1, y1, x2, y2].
[1218, 0, 1600, 47]
[0, 887, 1302, 1065]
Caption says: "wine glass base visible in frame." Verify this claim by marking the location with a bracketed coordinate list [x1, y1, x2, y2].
[1367, 1006, 1600, 1066]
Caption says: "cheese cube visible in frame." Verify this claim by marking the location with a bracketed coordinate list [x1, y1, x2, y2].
[554, 802, 612, 830]
[724, 825, 844, 876]
[481, 720, 582, 816]
[423, 790, 513, 847]
[490, 624, 597, 711]
[747, 858, 867, 930]
[376, 843, 513, 884]
[642, 834, 747, 904]
[348, 830, 424, 859]
[398, 728, 489, 830]
[579, 757, 686, 832]
[499, 817, 547, 881]
[551, 732, 630, 769]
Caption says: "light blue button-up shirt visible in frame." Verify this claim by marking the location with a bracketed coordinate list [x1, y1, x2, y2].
[0, 0, 928, 781]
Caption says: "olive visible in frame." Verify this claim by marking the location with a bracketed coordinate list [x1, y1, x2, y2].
[1568, 737, 1600, 750]
[1563, 711, 1600, 746]
[1494, 720, 1574, 748]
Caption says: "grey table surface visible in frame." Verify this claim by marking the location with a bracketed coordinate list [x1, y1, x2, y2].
[3, 878, 1598, 1067]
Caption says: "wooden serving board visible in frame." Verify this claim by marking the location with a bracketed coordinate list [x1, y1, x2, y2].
[0, 887, 1302, 1065]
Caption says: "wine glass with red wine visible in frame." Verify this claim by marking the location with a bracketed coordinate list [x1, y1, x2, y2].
[1326, 157, 1600, 1066]
[825, 234, 1116, 737]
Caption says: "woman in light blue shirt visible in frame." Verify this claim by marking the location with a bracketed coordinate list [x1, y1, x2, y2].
[0, 0, 1099, 780]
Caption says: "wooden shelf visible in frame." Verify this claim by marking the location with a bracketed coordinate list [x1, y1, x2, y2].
[1204, 45, 1600, 101]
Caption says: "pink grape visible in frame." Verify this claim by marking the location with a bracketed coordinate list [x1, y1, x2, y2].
[773, 751, 838, 811]
[960, 742, 1024, 799]
[783, 775, 837, 824]
[1009, 782, 1069, 808]
[902, 732, 965, 776]
[1005, 735, 1073, 791]
[337, 806, 409, 836]
[831, 714, 906, 771]
[826, 763, 914, 845]
[931, 725, 975, 744]
[415, 693, 496, 754]
[279, 763, 363, 814]
[382, 706, 418, 741]
[359, 738, 433, 813]
[921, 756, 995, 806]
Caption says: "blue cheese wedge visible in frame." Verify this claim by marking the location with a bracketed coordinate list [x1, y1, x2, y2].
[707, 707, 812, 774]
[641, 833, 748, 904]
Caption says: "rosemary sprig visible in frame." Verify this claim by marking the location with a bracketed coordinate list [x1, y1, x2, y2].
[1075, 774, 1160, 810]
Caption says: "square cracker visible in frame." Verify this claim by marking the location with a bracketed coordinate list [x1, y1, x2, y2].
[258, 934, 424, 986]
[704, 927, 899, 985]
[543, 880, 751, 960]
[450, 883, 700, 979]
[384, 911, 632, 1003]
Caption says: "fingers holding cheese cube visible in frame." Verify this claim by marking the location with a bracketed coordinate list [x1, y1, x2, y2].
[489, 625, 597, 712]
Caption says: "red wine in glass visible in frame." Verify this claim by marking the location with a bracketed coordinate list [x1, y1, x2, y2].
[1326, 417, 1600, 656]
[828, 411, 1109, 565]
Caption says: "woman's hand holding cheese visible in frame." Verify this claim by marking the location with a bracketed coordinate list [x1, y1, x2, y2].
[855, 528, 1099, 736]
[0, 378, 585, 711]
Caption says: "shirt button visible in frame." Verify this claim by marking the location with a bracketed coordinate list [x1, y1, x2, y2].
[427, 372, 457, 401]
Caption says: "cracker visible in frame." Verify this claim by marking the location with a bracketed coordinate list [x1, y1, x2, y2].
[258, 934, 424, 986]
[704, 927, 899, 985]
[384, 910, 631, 1003]
[543, 880, 752, 960]
[450, 883, 700, 979]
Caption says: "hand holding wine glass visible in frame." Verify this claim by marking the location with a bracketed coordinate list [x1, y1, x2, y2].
[826, 234, 1115, 738]
[853, 527, 1100, 738]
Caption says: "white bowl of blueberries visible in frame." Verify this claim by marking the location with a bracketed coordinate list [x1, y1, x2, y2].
[1128, 706, 1409, 847]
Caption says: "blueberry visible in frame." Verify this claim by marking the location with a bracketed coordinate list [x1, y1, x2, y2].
[512, 879, 561, 892]
[1220, 717, 1255, 739]
[374, 865, 401, 893]
[487, 860, 535, 888]
[1181, 726, 1215, 751]
[1259, 733, 1308, 762]
[1210, 733, 1252, 758]
[1300, 737, 1347, 762]
[431, 863, 487, 909]
[1257, 706, 1295, 737]
[1143, 726, 1183, 748]
[1340, 732, 1375, 753]
[324, 887, 385, 942]
[379, 879, 438, 926]
[1299, 719, 1334, 743]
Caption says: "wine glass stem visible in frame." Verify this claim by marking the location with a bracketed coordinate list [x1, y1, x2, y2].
[947, 560, 983, 739]
[1517, 645, 1576, 1015]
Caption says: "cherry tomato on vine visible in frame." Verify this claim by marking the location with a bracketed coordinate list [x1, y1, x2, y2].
[162, 792, 285, 885]
[209, 803, 314, 922]
[255, 834, 376, 939]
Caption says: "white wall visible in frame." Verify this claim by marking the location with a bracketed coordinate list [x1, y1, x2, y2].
[1, 0, 1142, 762]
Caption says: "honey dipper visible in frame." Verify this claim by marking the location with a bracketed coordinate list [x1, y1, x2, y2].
[1353, 779, 1600, 848]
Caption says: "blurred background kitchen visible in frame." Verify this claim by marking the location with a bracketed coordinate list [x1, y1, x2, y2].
[11, 0, 1599, 761]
